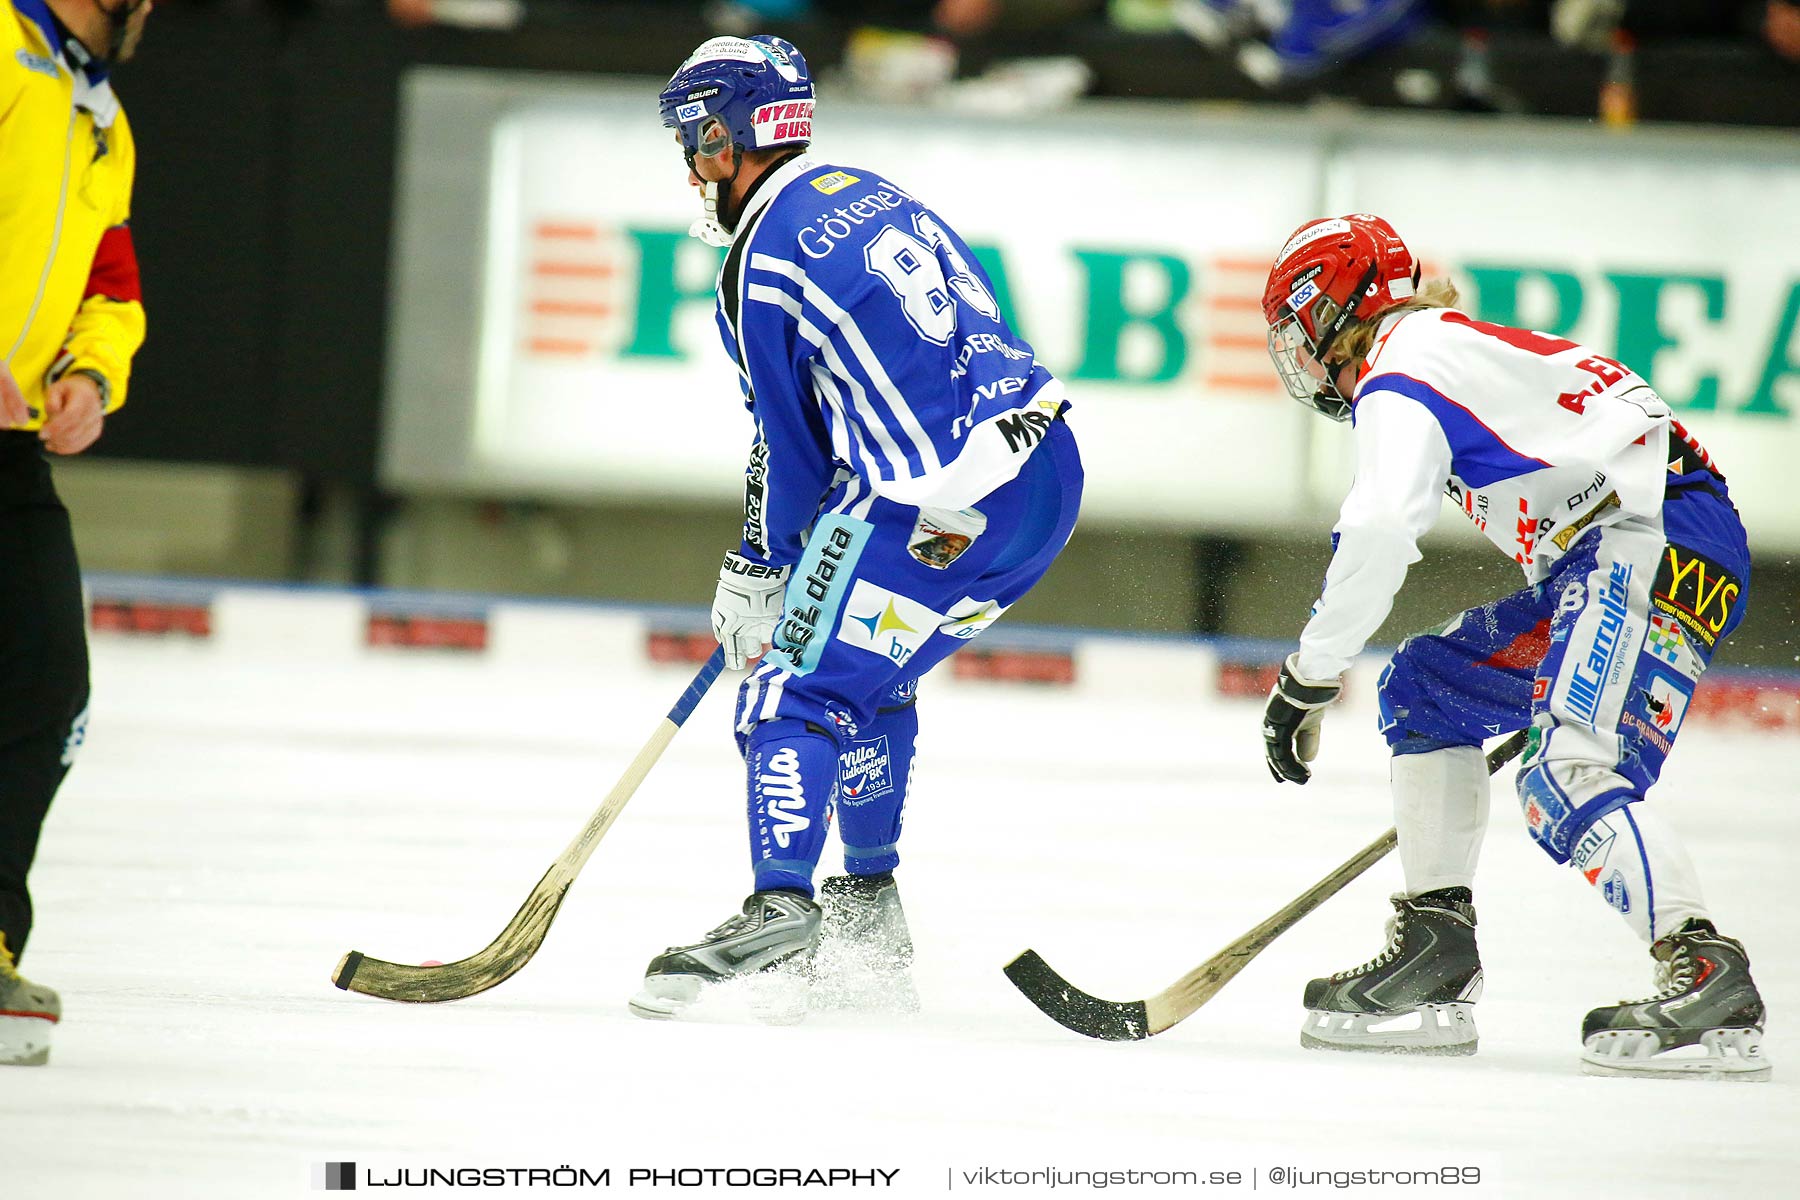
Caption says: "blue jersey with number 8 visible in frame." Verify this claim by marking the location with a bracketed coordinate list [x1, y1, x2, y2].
[714, 155, 1068, 566]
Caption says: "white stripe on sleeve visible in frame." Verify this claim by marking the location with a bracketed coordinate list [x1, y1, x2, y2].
[745, 281, 907, 478]
[748, 253, 942, 474]
[810, 364, 885, 483]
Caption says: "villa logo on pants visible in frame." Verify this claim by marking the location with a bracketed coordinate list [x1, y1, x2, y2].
[757, 746, 811, 848]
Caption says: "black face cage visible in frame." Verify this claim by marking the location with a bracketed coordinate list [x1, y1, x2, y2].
[1264, 264, 1377, 423]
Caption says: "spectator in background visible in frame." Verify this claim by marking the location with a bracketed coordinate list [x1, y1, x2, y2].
[387, 0, 523, 32]
[934, 0, 1004, 35]
[711, 0, 1103, 38]
[0, 0, 151, 1068]
[928, 0, 1104, 35]
[1173, 0, 1430, 85]
[1769, 1, 1800, 60]
[1438, 0, 1549, 33]
[1553, 0, 1799, 61]
[710, 0, 1105, 107]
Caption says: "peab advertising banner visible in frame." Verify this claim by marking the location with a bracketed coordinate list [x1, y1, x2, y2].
[383, 70, 1800, 548]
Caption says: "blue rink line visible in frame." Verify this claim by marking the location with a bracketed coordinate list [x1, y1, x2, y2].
[79, 570, 1800, 688]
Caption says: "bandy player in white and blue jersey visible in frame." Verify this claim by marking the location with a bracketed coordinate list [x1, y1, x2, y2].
[631, 36, 1082, 1019]
[1258, 215, 1768, 1078]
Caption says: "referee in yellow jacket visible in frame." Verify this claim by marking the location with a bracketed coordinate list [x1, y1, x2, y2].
[1, 0, 150, 1066]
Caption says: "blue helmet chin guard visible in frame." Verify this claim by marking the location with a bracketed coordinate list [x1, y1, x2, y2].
[659, 35, 814, 245]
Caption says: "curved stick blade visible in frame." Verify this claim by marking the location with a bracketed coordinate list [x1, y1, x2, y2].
[1000, 731, 1529, 1042]
[329, 652, 725, 1006]
[1003, 950, 1151, 1041]
[332, 884, 568, 1003]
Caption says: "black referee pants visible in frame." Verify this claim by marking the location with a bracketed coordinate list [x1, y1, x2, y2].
[0, 432, 91, 965]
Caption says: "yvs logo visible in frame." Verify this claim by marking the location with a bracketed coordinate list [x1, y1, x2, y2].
[1652, 545, 1741, 650]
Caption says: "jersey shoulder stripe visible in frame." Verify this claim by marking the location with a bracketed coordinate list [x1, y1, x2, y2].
[1359, 371, 1550, 489]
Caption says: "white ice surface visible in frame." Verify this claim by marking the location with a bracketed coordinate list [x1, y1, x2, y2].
[7, 633, 1798, 1198]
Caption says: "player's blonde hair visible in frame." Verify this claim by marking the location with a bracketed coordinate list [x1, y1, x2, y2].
[1333, 278, 1461, 364]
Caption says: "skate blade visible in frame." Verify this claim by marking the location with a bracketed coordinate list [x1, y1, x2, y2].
[628, 975, 702, 1021]
[1580, 1028, 1772, 1082]
[627, 968, 813, 1026]
[809, 971, 921, 1016]
[741, 972, 811, 1026]
[1300, 1003, 1478, 1056]
[0, 1015, 54, 1066]
[807, 938, 921, 1015]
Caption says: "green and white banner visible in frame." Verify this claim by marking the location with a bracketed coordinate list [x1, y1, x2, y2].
[384, 71, 1800, 548]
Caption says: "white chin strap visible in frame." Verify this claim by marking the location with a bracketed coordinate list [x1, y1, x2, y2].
[688, 181, 735, 247]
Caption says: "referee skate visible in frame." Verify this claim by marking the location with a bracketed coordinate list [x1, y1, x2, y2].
[0, 934, 59, 1067]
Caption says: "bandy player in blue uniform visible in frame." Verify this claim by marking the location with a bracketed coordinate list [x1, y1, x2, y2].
[1256, 214, 1767, 1078]
[631, 36, 1082, 1018]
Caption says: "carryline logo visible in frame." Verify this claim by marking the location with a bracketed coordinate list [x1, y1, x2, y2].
[518, 223, 1800, 418]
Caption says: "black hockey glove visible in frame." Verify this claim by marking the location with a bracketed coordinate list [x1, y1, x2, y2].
[1262, 653, 1342, 786]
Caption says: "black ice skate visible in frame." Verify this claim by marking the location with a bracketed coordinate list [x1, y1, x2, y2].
[1300, 888, 1482, 1056]
[0, 934, 60, 1067]
[811, 872, 920, 1014]
[1581, 919, 1770, 1081]
[628, 890, 821, 1020]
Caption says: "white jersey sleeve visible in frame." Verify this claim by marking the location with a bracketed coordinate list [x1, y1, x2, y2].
[1295, 391, 1452, 682]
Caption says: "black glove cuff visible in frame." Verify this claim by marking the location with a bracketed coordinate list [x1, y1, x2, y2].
[1275, 662, 1340, 709]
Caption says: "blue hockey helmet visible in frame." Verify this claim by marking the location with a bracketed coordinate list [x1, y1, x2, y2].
[658, 35, 814, 168]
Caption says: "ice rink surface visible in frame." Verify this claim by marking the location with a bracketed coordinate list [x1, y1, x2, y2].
[7, 617, 1797, 1199]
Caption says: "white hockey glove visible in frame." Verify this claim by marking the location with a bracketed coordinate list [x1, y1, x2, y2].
[1262, 652, 1342, 786]
[712, 551, 789, 670]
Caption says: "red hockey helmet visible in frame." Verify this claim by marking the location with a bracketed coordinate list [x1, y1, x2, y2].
[1261, 214, 1419, 420]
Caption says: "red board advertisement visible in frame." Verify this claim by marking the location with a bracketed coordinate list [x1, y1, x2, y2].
[366, 612, 490, 652]
[951, 647, 1076, 686]
[1215, 660, 1282, 699]
[1689, 676, 1800, 732]
[646, 630, 723, 665]
[90, 598, 213, 638]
